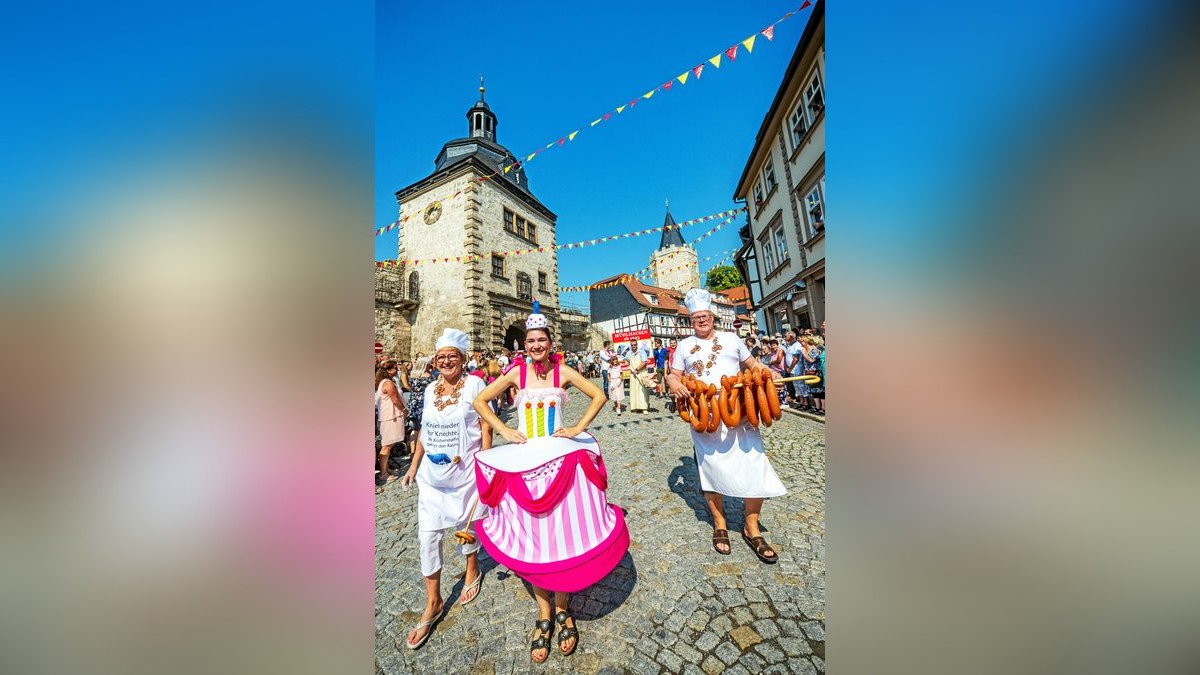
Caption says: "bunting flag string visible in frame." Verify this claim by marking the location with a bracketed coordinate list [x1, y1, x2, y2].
[376, 207, 744, 268]
[377, 1, 815, 237]
[558, 246, 739, 293]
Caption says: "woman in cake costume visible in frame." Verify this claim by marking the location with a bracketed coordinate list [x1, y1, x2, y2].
[472, 303, 628, 664]
[398, 329, 492, 650]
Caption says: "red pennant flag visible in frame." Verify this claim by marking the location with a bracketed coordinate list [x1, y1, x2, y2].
[603, 113, 612, 121]
[761, 25, 775, 41]
[801, 0, 811, 8]
[558, 138, 565, 145]
[628, 99, 638, 107]
[725, 45, 738, 61]
[692, 64, 704, 79]
[662, 81, 672, 91]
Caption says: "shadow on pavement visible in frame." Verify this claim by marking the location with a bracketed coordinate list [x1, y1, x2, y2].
[511, 551, 638, 621]
[666, 455, 768, 535]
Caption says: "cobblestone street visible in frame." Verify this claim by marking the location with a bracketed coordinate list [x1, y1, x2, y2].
[376, 379, 825, 674]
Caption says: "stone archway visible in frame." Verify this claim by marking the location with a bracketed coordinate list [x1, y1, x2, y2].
[503, 323, 525, 353]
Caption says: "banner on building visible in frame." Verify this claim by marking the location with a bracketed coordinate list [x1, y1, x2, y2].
[611, 328, 652, 342]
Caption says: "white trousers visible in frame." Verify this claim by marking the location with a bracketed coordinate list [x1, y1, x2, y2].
[418, 526, 481, 577]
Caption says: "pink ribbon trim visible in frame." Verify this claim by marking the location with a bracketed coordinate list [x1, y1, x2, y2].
[475, 448, 608, 514]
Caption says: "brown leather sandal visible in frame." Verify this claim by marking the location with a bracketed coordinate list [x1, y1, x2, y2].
[741, 531, 778, 564]
[712, 528, 731, 555]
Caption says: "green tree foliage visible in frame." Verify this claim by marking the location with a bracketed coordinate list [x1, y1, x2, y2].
[705, 264, 743, 291]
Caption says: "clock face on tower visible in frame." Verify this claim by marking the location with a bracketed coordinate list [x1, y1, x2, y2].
[423, 201, 442, 225]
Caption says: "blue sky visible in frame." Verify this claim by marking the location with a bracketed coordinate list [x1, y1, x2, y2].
[375, 0, 816, 308]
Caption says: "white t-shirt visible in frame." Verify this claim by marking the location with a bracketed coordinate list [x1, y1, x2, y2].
[670, 331, 752, 387]
[785, 342, 805, 376]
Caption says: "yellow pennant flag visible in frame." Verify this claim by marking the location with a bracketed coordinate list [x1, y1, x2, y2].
[676, 72, 689, 85]
[590, 118, 601, 126]
[742, 35, 756, 53]
[503, 165, 511, 173]
[616, 105, 626, 114]
[568, 130, 578, 141]
[643, 90, 654, 99]
[527, 153, 536, 161]
[709, 54, 722, 68]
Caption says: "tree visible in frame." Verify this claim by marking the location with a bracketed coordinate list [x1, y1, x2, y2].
[705, 264, 743, 291]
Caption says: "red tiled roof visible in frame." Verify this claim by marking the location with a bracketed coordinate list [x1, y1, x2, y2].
[597, 276, 735, 315]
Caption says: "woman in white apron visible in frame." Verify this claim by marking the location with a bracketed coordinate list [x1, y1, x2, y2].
[667, 289, 787, 564]
[399, 328, 491, 649]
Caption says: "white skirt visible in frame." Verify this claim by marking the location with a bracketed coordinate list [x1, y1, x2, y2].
[691, 424, 787, 498]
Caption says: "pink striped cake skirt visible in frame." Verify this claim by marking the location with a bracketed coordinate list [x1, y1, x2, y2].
[474, 433, 628, 592]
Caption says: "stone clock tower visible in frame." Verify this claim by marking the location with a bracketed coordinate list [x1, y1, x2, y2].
[650, 203, 700, 293]
[387, 81, 560, 357]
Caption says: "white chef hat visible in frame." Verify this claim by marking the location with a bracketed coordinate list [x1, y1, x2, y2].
[525, 299, 549, 330]
[682, 288, 713, 314]
[434, 328, 470, 355]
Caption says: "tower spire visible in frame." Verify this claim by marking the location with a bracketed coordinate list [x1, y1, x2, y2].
[479, 74, 485, 101]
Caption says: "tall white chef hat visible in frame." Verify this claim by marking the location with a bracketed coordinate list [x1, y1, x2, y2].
[682, 288, 713, 314]
[434, 328, 470, 355]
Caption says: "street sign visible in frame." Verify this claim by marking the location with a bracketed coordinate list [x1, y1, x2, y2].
[374, 342, 384, 354]
[733, 320, 743, 329]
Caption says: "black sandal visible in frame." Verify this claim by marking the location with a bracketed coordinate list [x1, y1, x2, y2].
[741, 530, 778, 564]
[555, 610, 579, 656]
[712, 528, 731, 555]
[530, 618, 553, 664]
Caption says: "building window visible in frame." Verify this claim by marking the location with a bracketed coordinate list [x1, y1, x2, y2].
[789, 103, 809, 148]
[491, 254, 506, 278]
[804, 69, 825, 119]
[503, 208, 537, 244]
[774, 226, 788, 262]
[763, 160, 777, 195]
[516, 272, 532, 301]
[538, 271, 547, 292]
[407, 271, 420, 301]
[762, 239, 776, 273]
[753, 181, 764, 208]
[804, 181, 825, 234]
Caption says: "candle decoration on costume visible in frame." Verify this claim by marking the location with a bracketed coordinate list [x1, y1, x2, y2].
[525, 402, 534, 435]
[536, 401, 545, 438]
[548, 401, 556, 435]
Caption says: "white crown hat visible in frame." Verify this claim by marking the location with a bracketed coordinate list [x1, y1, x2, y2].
[683, 288, 713, 314]
[434, 328, 470, 355]
[525, 299, 549, 330]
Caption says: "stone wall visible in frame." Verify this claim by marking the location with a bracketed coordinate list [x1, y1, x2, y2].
[374, 266, 414, 359]
[651, 245, 700, 294]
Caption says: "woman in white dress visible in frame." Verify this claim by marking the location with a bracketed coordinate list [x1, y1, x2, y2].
[666, 289, 787, 563]
[399, 329, 492, 649]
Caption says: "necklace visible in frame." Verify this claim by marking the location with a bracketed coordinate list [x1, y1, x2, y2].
[433, 376, 465, 411]
[690, 333, 722, 378]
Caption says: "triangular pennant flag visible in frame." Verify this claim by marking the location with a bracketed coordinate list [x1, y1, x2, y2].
[590, 119, 601, 126]
[662, 81, 672, 91]
[616, 105, 626, 114]
[677, 72, 689, 85]
[692, 64, 704, 79]
[761, 25, 775, 41]
[568, 130, 578, 141]
[801, 0, 811, 8]
[709, 54, 722, 68]
[628, 99, 638, 107]
[503, 165, 512, 174]
[725, 45, 738, 60]
[603, 113, 612, 121]
[557, 138, 565, 145]
[643, 90, 654, 99]
[545, 142, 554, 149]
[527, 153, 536, 161]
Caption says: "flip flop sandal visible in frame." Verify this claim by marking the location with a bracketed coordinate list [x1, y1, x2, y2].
[712, 529, 732, 555]
[405, 611, 442, 650]
[741, 531, 778, 564]
[555, 610, 579, 656]
[459, 572, 482, 606]
[530, 618, 554, 664]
